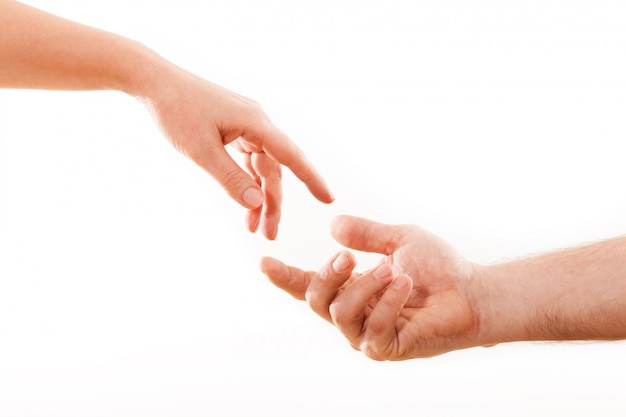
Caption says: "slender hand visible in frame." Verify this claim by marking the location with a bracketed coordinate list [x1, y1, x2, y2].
[135, 69, 333, 239]
[0, 0, 333, 239]
[261, 215, 626, 360]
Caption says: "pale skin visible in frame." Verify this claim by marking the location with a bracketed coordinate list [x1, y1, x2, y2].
[261, 215, 626, 360]
[0, 0, 334, 239]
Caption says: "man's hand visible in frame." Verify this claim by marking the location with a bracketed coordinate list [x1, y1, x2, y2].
[261, 215, 483, 360]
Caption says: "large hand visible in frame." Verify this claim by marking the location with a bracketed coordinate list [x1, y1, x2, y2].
[138, 66, 334, 239]
[261, 215, 483, 360]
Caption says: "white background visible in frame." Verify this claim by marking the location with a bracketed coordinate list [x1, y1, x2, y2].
[1, 1, 626, 416]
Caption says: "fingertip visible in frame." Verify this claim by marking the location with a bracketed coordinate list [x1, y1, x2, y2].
[260, 256, 290, 289]
[330, 214, 358, 242]
[262, 223, 279, 240]
[359, 342, 386, 361]
[304, 180, 334, 205]
[318, 186, 335, 204]
[260, 211, 280, 241]
[392, 274, 412, 290]
[202, 147, 266, 210]
[259, 256, 282, 276]
[330, 214, 349, 231]
[331, 215, 400, 254]
[261, 257, 311, 301]
[331, 251, 353, 273]
[242, 187, 264, 209]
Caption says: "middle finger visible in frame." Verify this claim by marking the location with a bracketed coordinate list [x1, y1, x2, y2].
[305, 251, 356, 322]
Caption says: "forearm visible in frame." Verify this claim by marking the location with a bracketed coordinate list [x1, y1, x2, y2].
[0, 0, 161, 95]
[475, 236, 626, 345]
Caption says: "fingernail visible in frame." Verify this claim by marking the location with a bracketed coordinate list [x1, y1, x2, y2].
[332, 253, 350, 273]
[373, 264, 392, 281]
[243, 187, 264, 208]
[393, 275, 410, 289]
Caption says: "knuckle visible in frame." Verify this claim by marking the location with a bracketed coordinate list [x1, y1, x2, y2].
[284, 269, 305, 301]
[251, 152, 280, 178]
[219, 168, 247, 191]
[283, 147, 306, 172]
[305, 290, 326, 317]
[366, 316, 387, 335]
[275, 164, 283, 178]
[380, 291, 401, 310]
[316, 266, 332, 283]
[304, 289, 317, 309]
[239, 100, 266, 123]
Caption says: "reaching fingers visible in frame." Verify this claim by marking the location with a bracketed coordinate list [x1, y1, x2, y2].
[243, 154, 262, 233]
[329, 263, 395, 345]
[260, 256, 314, 301]
[251, 152, 283, 240]
[305, 251, 356, 322]
[359, 274, 413, 361]
[237, 150, 283, 239]
[252, 123, 334, 204]
[330, 215, 408, 255]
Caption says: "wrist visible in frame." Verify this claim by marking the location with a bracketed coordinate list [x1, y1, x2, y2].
[469, 262, 537, 347]
[109, 39, 170, 98]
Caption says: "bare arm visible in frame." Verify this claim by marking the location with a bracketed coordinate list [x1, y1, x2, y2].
[478, 236, 626, 345]
[0, 0, 149, 92]
[0, 0, 333, 239]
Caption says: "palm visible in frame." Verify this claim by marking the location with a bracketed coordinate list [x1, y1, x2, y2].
[339, 221, 478, 359]
[394, 232, 477, 357]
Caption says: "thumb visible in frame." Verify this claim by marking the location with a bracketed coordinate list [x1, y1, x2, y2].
[330, 215, 405, 255]
[199, 145, 264, 209]
[260, 256, 313, 301]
